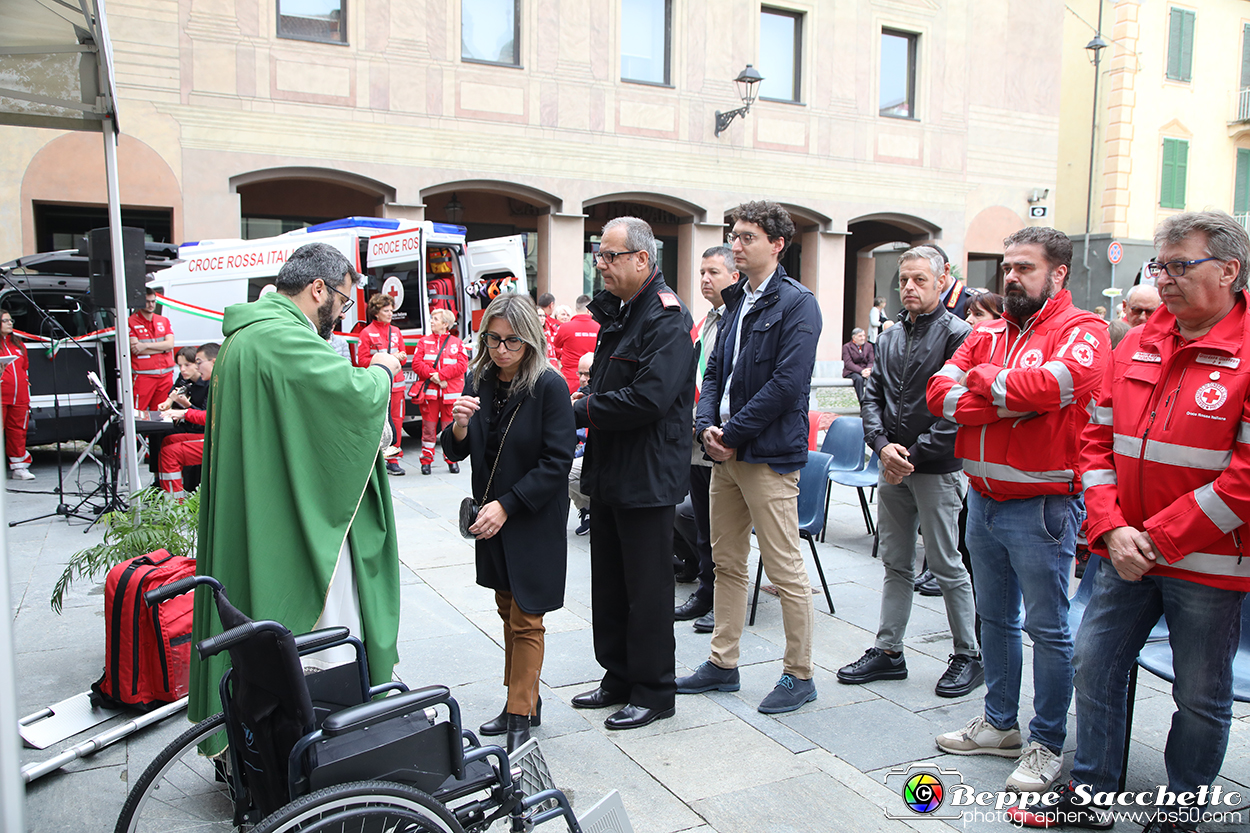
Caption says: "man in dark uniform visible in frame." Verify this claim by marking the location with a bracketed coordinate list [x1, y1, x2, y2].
[571, 216, 696, 730]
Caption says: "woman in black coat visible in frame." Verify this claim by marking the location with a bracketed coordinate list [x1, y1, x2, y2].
[441, 293, 575, 751]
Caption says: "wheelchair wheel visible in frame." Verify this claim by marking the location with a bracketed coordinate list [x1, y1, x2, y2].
[252, 780, 465, 833]
[114, 712, 235, 833]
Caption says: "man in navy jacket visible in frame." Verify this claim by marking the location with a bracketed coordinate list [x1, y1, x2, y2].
[677, 201, 823, 714]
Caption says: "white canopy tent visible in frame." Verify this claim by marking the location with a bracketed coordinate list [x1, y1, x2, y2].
[1, 0, 142, 826]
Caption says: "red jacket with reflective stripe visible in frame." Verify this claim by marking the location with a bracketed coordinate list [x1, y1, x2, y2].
[412, 333, 467, 401]
[925, 289, 1109, 499]
[1080, 294, 1250, 591]
[0, 334, 29, 408]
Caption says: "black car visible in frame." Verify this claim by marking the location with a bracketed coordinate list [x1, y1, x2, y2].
[0, 245, 176, 445]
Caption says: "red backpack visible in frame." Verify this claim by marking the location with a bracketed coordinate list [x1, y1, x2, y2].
[91, 550, 196, 710]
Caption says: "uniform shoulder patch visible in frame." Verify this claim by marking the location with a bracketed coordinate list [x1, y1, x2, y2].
[658, 291, 681, 310]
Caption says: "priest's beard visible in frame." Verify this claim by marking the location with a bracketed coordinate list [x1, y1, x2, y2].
[316, 296, 337, 340]
[1004, 277, 1055, 321]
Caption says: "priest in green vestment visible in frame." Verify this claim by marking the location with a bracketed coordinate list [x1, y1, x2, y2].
[189, 242, 404, 726]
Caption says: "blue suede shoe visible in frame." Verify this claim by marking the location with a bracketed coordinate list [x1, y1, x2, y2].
[758, 674, 816, 714]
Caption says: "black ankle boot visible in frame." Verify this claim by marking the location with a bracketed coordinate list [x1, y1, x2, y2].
[506, 714, 530, 752]
[479, 696, 541, 736]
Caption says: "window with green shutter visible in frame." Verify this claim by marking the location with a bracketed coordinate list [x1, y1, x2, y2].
[1236, 149, 1250, 216]
[1160, 138, 1189, 209]
[1167, 7, 1195, 82]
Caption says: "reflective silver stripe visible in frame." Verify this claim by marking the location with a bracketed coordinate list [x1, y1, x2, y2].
[1194, 482, 1242, 533]
[1167, 550, 1250, 578]
[1239, 421, 1250, 444]
[1082, 469, 1117, 489]
[990, 370, 1011, 409]
[962, 459, 1075, 484]
[137, 337, 166, 343]
[943, 385, 968, 421]
[1113, 434, 1141, 458]
[158, 472, 181, 481]
[1112, 433, 1232, 470]
[936, 363, 966, 384]
[134, 368, 176, 375]
[1042, 360, 1075, 408]
[1146, 441, 1231, 471]
[1087, 402, 1113, 426]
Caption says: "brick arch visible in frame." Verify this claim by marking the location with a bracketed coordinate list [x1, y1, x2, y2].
[20, 133, 182, 252]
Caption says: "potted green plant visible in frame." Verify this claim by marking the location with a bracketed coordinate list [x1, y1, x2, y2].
[51, 487, 200, 613]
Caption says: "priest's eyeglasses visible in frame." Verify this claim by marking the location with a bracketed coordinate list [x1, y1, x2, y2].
[324, 281, 355, 314]
[482, 333, 526, 352]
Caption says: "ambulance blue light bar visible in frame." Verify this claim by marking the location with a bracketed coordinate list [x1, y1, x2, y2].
[305, 217, 401, 233]
[431, 223, 467, 236]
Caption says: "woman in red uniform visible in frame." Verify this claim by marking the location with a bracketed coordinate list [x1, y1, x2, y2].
[356, 294, 409, 476]
[412, 308, 467, 475]
[0, 311, 33, 481]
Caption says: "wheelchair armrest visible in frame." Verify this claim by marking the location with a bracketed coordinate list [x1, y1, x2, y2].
[320, 685, 451, 737]
[293, 627, 351, 655]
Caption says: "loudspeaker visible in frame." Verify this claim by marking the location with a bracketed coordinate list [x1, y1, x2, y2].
[87, 226, 147, 310]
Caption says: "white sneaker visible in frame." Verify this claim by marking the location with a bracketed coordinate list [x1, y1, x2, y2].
[9, 468, 34, 481]
[381, 445, 402, 459]
[935, 715, 1023, 757]
[1006, 741, 1063, 792]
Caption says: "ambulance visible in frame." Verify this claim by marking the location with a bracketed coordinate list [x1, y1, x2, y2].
[150, 217, 527, 432]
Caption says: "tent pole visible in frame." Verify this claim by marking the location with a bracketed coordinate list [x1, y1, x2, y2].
[102, 117, 142, 495]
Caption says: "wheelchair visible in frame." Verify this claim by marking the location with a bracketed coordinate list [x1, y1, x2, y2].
[115, 574, 619, 833]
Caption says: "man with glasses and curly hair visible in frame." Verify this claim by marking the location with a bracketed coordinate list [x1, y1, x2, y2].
[1013, 211, 1250, 833]
[569, 216, 696, 731]
[677, 200, 823, 715]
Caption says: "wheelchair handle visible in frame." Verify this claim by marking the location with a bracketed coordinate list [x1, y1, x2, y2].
[196, 620, 287, 659]
[144, 574, 224, 608]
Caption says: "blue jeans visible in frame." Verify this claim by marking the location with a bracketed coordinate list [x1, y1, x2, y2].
[967, 490, 1080, 754]
[1071, 562, 1245, 794]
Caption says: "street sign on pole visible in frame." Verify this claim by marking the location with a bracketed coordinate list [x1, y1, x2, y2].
[1107, 241, 1123, 265]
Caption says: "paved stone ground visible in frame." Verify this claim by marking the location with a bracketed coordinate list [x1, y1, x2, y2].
[12, 441, 1250, 832]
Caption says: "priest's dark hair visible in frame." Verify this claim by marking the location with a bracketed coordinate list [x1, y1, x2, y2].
[469, 293, 559, 398]
[276, 242, 355, 295]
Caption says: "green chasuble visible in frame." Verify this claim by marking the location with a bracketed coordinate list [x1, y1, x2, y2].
[188, 291, 401, 726]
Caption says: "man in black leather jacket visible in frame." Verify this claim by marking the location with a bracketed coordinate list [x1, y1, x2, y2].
[836, 245, 983, 699]
[570, 216, 695, 731]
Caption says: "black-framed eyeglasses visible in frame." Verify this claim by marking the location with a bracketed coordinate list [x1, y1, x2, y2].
[1145, 257, 1218, 279]
[593, 250, 640, 265]
[482, 332, 526, 351]
[324, 280, 355, 314]
[726, 231, 760, 245]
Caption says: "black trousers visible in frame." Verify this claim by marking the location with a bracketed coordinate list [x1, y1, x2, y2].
[689, 465, 715, 605]
[589, 501, 676, 710]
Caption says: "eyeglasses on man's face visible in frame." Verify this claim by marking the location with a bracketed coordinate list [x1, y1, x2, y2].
[324, 280, 354, 314]
[1128, 305, 1157, 317]
[482, 332, 526, 351]
[1145, 257, 1219, 279]
[593, 250, 640, 265]
[726, 231, 761, 245]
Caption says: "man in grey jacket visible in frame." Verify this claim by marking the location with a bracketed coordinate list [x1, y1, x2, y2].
[836, 245, 983, 698]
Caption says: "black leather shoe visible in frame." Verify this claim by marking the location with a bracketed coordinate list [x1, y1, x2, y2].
[505, 714, 530, 751]
[571, 687, 627, 709]
[480, 697, 542, 736]
[836, 647, 908, 684]
[693, 610, 714, 633]
[604, 704, 675, 730]
[916, 571, 942, 597]
[420, 463, 432, 475]
[386, 461, 405, 476]
[935, 654, 984, 699]
[448, 462, 460, 474]
[674, 593, 712, 621]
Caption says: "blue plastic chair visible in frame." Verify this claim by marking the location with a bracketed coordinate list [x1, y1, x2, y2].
[829, 452, 880, 536]
[819, 417, 869, 541]
[748, 451, 836, 625]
